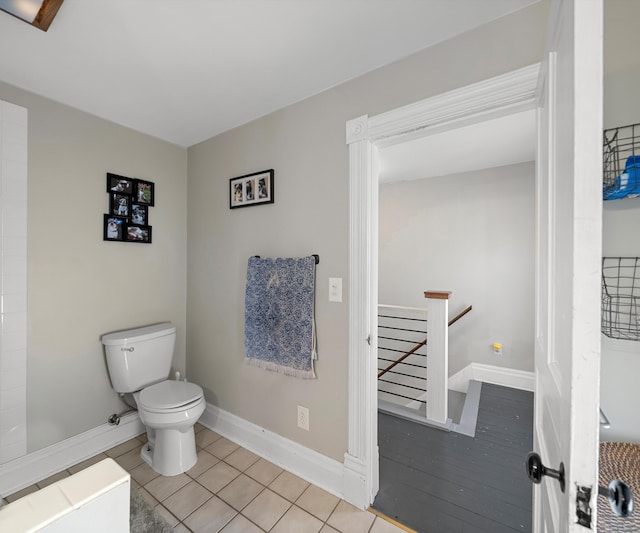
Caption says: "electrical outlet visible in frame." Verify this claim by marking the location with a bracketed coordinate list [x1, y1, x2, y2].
[297, 405, 309, 431]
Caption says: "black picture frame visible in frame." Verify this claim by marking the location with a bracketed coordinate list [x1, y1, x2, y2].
[103, 215, 126, 241]
[106, 173, 134, 196]
[104, 172, 154, 244]
[131, 203, 148, 226]
[109, 193, 131, 217]
[134, 179, 155, 206]
[230, 169, 274, 209]
[126, 224, 152, 243]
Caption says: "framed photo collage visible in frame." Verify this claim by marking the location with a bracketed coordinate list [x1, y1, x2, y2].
[103, 173, 154, 243]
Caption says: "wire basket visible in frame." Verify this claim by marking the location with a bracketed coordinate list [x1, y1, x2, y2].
[602, 257, 640, 340]
[603, 123, 640, 200]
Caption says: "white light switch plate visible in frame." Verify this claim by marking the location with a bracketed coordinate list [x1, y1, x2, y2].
[329, 277, 342, 302]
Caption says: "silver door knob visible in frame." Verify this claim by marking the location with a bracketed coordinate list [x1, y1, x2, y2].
[599, 479, 634, 517]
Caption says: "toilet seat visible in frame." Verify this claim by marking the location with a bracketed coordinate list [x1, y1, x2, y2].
[139, 380, 203, 413]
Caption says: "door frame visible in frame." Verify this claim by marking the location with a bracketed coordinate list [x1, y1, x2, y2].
[344, 63, 541, 508]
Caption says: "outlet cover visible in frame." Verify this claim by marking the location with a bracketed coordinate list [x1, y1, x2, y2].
[297, 405, 309, 431]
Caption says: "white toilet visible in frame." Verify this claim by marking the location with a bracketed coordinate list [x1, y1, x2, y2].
[101, 323, 205, 476]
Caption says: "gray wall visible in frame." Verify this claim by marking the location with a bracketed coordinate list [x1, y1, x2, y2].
[0, 82, 188, 453]
[600, 0, 640, 443]
[0, 1, 550, 460]
[186, 3, 548, 461]
[379, 163, 535, 377]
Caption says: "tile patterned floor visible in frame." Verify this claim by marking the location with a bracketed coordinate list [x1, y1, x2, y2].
[2, 424, 409, 533]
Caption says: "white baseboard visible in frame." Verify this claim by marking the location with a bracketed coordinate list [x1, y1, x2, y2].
[448, 362, 535, 393]
[0, 413, 144, 498]
[1, 404, 346, 505]
[199, 403, 344, 500]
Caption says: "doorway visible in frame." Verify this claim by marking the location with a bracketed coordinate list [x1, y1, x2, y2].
[343, 64, 540, 509]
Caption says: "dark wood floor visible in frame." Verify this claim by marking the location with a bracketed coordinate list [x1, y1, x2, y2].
[373, 383, 533, 533]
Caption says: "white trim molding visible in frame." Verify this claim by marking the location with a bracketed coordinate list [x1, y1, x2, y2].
[0, 413, 144, 498]
[370, 63, 540, 147]
[346, 63, 540, 508]
[199, 403, 344, 500]
[448, 363, 535, 394]
[0, 100, 29, 465]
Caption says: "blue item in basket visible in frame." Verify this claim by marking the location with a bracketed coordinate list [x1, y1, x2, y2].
[604, 155, 640, 200]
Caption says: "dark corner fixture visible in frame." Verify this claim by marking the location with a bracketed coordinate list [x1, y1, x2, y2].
[0, 0, 64, 32]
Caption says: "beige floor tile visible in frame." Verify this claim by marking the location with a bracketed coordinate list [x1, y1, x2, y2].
[224, 447, 260, 471]
[37, 470, 70, 489]
[145, 472, 191, 502]
[105, 437, 141, 458]
[67, 453, 109, 475]
[269, 471, 310, 502]
[370, 517, 412, 533]
[319, 525, 340, 533]
[271, 505, 324, 533]
[217, 474, 264, 511]
[137, 433, 148, 444]
[113, 447, 144, 471]
[296, 485, 340, 522]
[154, 504, 179, 527]
[326, 500, 375, 533]
[136, 487, 159, 508]
[197, 461, 241, 493]
[163, 480, 213, 520]
[220, 514, 263, 533]
[187, 449, 220, 478]
[206, 437, 239, 459]
[195, 422, 205, 433]
[184, 495, 237, 533]
[245, 457, 283, 486]
[195, 428, 223, 448]
[173, 523, 191, 533]
[6, 484, 38, 503]
[242, 488, 291, 531]
[129, 460, 161, 485]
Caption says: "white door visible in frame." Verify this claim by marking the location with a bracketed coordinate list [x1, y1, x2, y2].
[533, 0, 603, 531]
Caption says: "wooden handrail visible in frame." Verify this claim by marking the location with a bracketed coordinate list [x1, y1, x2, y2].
[377, 304, 472, 379]
[377, 339, 426, 378]
[448, 305, 473, 327]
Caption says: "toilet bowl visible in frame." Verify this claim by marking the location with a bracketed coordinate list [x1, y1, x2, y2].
[134, 380, 205, 476]
[101, 323, 206, 476]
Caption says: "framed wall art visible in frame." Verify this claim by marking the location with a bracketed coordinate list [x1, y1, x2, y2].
[230, 169, 274, 209]
[103, 172, 154, 243]
[107, 173, 134, 195]
[134, 179, 154, 206]
[126, 224, 152, 243]
[104, 215, 126, 241]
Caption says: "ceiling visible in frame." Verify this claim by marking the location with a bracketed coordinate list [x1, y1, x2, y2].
[380, 110, 537, 183]
[0, 0, 538, 148]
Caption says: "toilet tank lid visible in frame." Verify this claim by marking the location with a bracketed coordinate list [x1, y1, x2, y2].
[101, 323, 176, 346]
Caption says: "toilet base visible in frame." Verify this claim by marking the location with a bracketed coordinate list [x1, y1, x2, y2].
[140, 426, 198, 476]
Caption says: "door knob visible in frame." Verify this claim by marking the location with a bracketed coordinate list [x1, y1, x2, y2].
[526, 452, 565, 493]
[599, 479, 634, 517]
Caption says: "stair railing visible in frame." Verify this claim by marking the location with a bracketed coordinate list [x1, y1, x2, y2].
[377, 292, 472, 424]
[378, 304, 473, 379]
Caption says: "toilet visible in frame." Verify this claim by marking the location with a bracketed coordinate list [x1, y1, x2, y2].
[101, 323, 205, 476]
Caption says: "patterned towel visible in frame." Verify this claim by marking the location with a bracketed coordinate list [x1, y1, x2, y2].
[244, 256, 317, 379]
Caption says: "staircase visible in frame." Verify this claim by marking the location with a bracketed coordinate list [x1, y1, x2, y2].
[377, 293, 474, 433]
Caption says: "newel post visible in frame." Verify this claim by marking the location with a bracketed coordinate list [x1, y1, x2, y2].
[424, 291, 450, 424]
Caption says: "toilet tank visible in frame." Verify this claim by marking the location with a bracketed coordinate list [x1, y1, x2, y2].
[101, 323, 176, 393]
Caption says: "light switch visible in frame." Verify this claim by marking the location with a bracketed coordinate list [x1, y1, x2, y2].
[329, 277, 342, 302]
